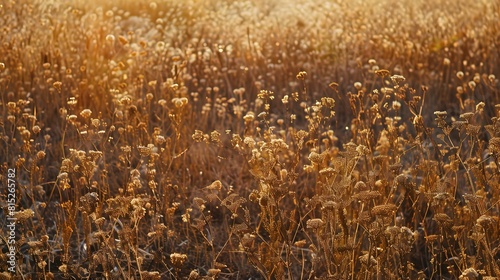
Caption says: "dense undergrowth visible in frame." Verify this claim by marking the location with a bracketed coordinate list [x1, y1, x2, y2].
[1, 0, 500, 279]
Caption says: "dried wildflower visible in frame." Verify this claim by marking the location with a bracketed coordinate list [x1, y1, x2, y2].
[14, 209, 34, 222]
[192, 130, 204, 142]
[321, 97, 335, 108]
[391, 75, 405, 84]
[354, 191, 381, 202]
[257, 90, 274, 101]
[243, 112, 255, 122]
[476, 215, 496, 228]
[170, 253, 187, 268]
[375, 69, 390, 77]
[461, 268, 479, 279]
[281, 95, 289, 104]
[36, 151, 46, 160]
[354, 82, 362, 90]
[456, 71, 464, 79]
[434, 111, 447, 118]
[488, 137, 500, 154]
[329, 82, 339, 90]
[80, 109, 92, 119]
[476, 102, 485, 112]
[187, 270, 199, 280]
[306, 218, 324, 229]
[296, 71, 307, 80]
[460, 112, 474, 121]
[206, 180, 222, 191]
[7, 101, 16, 111]
[357, 211, 373, 224]
[425, 234, 441, 242]
[392, 101, 401, 110]
[371, 204, 397, 217]
[53, 81, 62, 91]
[433, 213, 453, 225]
[308, 151, 323, 164]
[488, 74, 496, 83]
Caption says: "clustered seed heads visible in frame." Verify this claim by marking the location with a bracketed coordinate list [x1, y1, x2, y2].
[1, 0, 500, 279]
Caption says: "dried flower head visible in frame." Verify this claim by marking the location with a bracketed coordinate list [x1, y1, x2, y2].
[80, 109, 92, 119]
[371, 204, 397, 217]
[170, 253, 187, 268]
[306, 218, 324, 229]
[489, 137, 500, 155]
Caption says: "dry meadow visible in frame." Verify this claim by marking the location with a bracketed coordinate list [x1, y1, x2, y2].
[1, 0, 500, 279]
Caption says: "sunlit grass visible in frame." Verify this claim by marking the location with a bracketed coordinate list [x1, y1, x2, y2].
[1, 0, 500, 279]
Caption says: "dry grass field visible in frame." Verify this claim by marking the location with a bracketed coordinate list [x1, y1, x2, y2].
[1, 0, 500, 279]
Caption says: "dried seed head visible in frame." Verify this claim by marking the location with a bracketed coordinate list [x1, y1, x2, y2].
[460, 112, 474, 121]
[32, 125, 41, 134]
[170, 253, 187, 268]
[488, 137, 500, 155]
[80, 109, 92, 119]
[371, 204, 397, 217]
[390, 75, 405, 84]
[14, 209, 35, 222]
[461, 268, 479, 279]
[434, 111, 448, 118]
[53, 81, 62, 91]
[476, 215, 496, 228]
[476, 102, 485, 112]
[36, 151, 46, 160]
[306, 218, 324, 229]
[456, 71, 464, 79]
[207, 180, 222, 191]
[357, 211, 373, 224]
[354, 82, 362, 90]
[308, 151, 323, 164]
[433, 213, 453, 224]
[296, 71, 307, 80]
[473, 74, 481, 84]
[375, 69, 390, 77]
[329, 82, 339, 90]
[353, 190, 381, 202]
[354, 181, 368, 191]
[392, 100, 401, 110]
